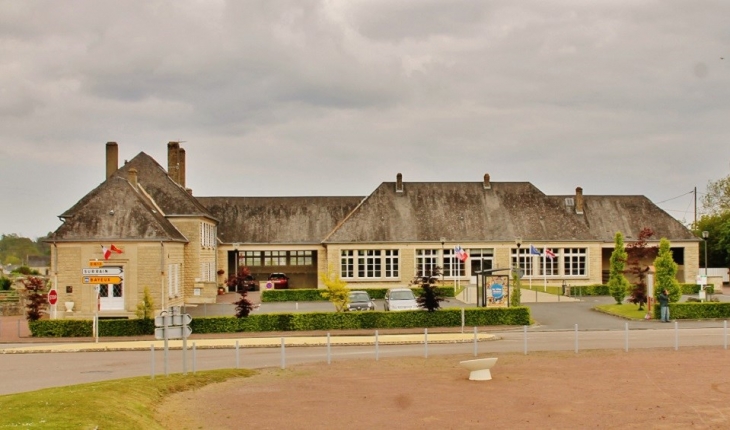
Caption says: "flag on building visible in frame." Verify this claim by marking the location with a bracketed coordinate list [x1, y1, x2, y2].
[529, 244, 541, 255]
[454, 245, 468, 262]
[101, 245, 111, 260]
[545, 248, 556, 260]
[110, 244, 123, 254]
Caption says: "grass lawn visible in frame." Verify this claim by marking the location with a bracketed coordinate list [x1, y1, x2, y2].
[595, 303, 652, 320]
[0, 369, 256, 429]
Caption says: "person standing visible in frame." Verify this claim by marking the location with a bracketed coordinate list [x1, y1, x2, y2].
[658, 288, 670, 322]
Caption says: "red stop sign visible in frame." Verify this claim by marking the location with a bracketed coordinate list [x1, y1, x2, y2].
[48, 289, 58, 305]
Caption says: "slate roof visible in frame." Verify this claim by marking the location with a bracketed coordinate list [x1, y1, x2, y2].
[47, 152, 208, 242]
[323, 181, 697, 244]
[197, 196, 364, 244]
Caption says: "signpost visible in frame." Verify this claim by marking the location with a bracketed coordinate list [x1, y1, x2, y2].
[154, 308, 193, 375]
[82, 267, 123, 276]
[88, 260, 104, 268]
[82, 276, 123, 284]
[48, 289, 58, 319]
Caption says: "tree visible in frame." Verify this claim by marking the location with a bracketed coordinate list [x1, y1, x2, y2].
[135, 287, 155, 319]
[319, 264, 349, 312]
[510, 268, 522, 307]
[608, 232, 631, 304]
[411, 266, 444, 312]
[694, 211, 730, 268]
[21, 276, 48, 321]
[701, 174, 730, 216]
[227, 266, 255, 318]
[654, 238, 681, 303]
[625, 228, 656, 310]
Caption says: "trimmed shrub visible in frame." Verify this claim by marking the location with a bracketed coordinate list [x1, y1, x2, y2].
[261, 287, 456, 303]
[652, 302, 730, 320]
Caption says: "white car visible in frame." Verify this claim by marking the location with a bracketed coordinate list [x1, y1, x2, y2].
[384, 288, 419, 311]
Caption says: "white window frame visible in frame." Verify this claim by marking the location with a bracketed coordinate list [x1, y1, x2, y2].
[563, 248, 587, 276]
[416, 249, 439, 278]
[384, 250, 399, 278]
[341, 250, 355, 278]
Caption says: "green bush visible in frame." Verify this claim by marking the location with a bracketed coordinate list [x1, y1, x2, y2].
[652, 302, 730, 320]
[567, 284, 610, 296]
[680, 284, 713, 294]
[0, 277, 11, 290]
[261, 287, 455, 302]
[29, 305, 528, 337]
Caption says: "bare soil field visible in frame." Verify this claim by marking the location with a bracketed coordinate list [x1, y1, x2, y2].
[155, 347, 730, 429]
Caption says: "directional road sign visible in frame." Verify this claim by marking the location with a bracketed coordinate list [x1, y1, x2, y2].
[83, 276, 123, 284]
[155, 314, 193, 327]
[83, 267, 123, 276]
[155, 325, 193, 340]
[88, 260, 104, 268]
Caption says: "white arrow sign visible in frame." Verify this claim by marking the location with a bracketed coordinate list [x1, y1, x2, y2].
[82, 267, 123, 276]
[155, 325, 192, 340]
[155, 314, 193, 327]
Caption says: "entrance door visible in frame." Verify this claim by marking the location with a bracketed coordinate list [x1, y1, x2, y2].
[99, 283, 124, 311]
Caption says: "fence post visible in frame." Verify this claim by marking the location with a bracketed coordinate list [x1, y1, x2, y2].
[424, 328, 428, 358]
[473, 327, 478, 357]
[235, 340, 240, 369]
[150, 344, 155, 380]
[624, 322, 629, 352]
[674, 321, 679, 351]
[327, 332, 331, 365]
[574, 324, 578, 354]
[725, 321, 728, 350]
[523, 325, 527, 355]
[192, 342, 196, 374]
[375, 330, 379, 361]
[281, 338, 286, 369]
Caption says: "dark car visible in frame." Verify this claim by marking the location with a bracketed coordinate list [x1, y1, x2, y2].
[242, 275, 259, 291]
[346, 290, 376, 311]
[268, 273, 289, 289]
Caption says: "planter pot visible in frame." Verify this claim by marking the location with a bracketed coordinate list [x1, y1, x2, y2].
[64, 302, 74, 312]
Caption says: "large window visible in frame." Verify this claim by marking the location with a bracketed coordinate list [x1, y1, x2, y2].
[536, 248, 559, 276]
[512, 248, 536, 276]
[242, 251, 262, 267]
[341, 250, 355, 278]
[470, 248, 494, 276]
[200, 222, 216, 248]
[416, 249, 439, 278]
[384, 250, 399, 278]
[442, 249, 466, 277]
[340, 249, 399, 280]
[264, 251, 287, 266]
[358, 250, 382, 278]
[168, 263, 180, 297]
[291, 251, 313, 266]
[563, 248, 587, 276]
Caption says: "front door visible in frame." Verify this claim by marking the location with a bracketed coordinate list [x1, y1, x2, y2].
[99, 283, 124, 311]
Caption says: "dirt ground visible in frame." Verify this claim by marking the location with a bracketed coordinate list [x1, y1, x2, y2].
[155, 347, 730, 430]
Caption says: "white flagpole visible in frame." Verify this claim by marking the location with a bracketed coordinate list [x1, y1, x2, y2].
[543, 251, 547, 291]
[529, 252, 532, 290]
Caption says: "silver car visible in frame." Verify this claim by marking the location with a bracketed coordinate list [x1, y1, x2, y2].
[384, 288, 419, 311]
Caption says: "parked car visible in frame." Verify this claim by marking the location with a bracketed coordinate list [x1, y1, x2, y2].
[268, 273, 289, 289]
[242, 275, 258, 292]
[384, 288, 419, 311]
[346, 290, 376, 311]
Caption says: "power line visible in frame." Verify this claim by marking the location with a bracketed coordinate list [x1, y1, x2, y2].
[654, 190, 695, 205]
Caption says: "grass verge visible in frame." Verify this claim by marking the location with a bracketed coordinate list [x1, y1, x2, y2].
[0, 368, 256, 429]
[595, 303, 651, 320]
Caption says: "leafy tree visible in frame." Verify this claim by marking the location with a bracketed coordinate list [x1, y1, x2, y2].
[626, 228, 656, 310]
[0, 277, 11, 290]
[608, 232, 631, 304]
[319, 264, 349, 312]
[701, 174, 730, 216]
[135, 287, 155, 320]
[694, 211, 730, 268]
[0, 233, 49, 266]
[227, 266, 255, 318]
[654, 238, 681, 302]
[411, 266, 444, 312]
[21, 276, 48, 321]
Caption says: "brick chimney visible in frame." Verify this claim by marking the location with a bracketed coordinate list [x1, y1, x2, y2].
[167, 142, 180, 184]
[483, 173, 491, 190]
[129, 168, 138, 189]
[575, 187, 584, 215]
[106, 142, 118, 179]
[178, 148, 186, 188]
[396, 173, 403, 193]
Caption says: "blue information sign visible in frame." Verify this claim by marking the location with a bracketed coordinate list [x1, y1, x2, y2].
[491, 284, 504, 300]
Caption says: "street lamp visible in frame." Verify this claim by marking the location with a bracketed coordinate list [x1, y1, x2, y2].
[515, 237, 522, 270]
[702, 231, 709, 276]
[440, 237, 446, 282]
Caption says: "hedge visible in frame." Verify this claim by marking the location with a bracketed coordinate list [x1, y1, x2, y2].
[28, 307, 529, 337]
[261, 287, 456, 302]
[653, 302, 730, 320]
[565, 284, 712, 297]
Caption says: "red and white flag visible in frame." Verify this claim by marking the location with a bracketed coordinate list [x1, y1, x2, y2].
[110, 244, 123, 254]
[101, 245, 111, 260]
[545, 248, 556, 260]
[454, 245, 469, 262]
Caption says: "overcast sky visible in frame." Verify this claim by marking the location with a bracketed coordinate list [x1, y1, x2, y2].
[1, 0, 728, 239]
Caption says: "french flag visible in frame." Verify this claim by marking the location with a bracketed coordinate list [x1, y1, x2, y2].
[454, 245, 468, 262]
[101, 244, 123, 260]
